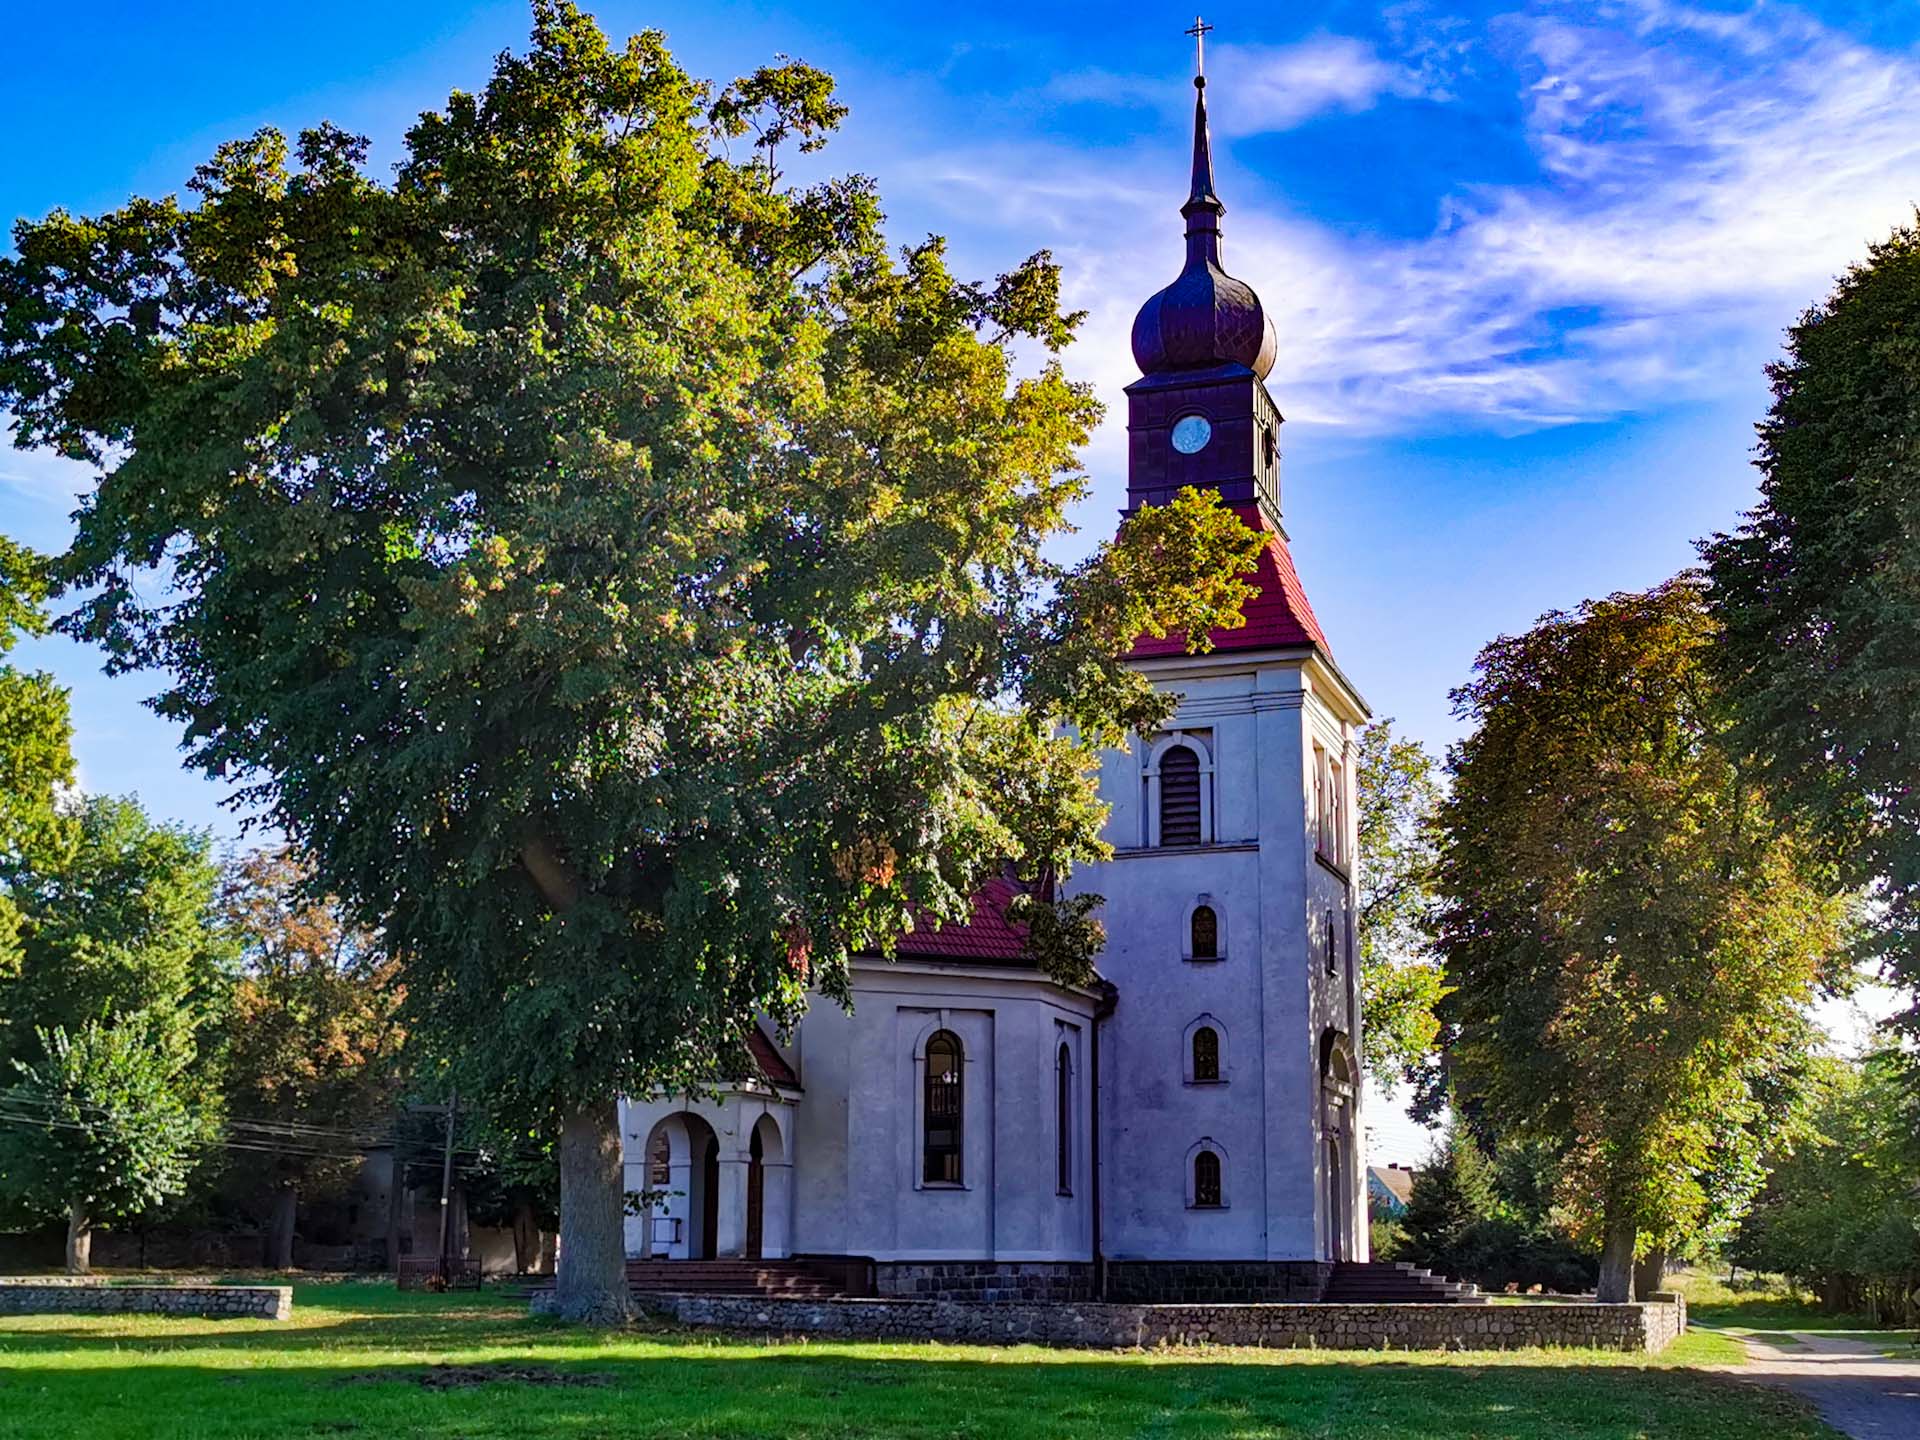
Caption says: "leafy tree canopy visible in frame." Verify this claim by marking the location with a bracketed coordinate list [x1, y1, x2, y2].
[1703, 218, 1920, 1028]
[0, 1010, 219, 1271]
[1435, 577, 1849, 1301]
[0, 793, 233, 1074]
[1354, 718, 1447, 1089]
[0, 536, 74, 970]
[0, 4, 1261, 1317]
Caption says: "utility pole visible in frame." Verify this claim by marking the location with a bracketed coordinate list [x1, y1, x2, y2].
[435, 1088, 458, 1278]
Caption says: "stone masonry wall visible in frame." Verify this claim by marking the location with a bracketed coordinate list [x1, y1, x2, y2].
[875, 1262, 1092, 1303]
[0, 1279, 291, 1321]
[630, 1293, 1686, 1354]
[1103, 1261, 1331, 1304]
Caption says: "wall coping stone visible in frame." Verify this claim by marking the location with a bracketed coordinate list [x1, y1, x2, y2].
[597, 1291, 1686, 1354]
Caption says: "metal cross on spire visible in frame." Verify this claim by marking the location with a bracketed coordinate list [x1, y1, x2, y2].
[1185, 16, 1215, 82]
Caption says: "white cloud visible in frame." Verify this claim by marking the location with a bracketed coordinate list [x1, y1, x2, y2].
[906, 3, 1920, 434]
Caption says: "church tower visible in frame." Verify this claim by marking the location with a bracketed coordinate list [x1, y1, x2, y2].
[1070, 52, 1372, 1298]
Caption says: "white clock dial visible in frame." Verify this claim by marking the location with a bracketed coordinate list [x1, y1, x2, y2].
[1171, 414, 1213, 454]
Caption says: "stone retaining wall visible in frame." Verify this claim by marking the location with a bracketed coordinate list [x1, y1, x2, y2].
[1103, 1261, 1331, 1304]
[630, 1292, 1686, 1353]
[0, 1279, 291, 1321]
[875, 1261, 1091, 1303]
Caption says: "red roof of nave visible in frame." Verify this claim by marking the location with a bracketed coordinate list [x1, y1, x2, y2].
[1128, 502, 1331, 659]
[893, 870, 1038, 965]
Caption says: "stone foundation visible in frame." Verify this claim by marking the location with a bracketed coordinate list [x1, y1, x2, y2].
[1103, 1260, 1331, 1304]
[633, 1292, 1687, 1353]
[0, 1278, 291, 1321]
[874, 1261, 1092, 1303]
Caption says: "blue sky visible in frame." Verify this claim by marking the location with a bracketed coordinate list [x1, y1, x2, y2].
[3, 2, 1915, 1152]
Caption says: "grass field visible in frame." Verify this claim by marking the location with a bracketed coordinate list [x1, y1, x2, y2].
[0, 1280, 1838, 1439]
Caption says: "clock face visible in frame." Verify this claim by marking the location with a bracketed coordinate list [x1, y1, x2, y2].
[1171, 414, 1213, 455]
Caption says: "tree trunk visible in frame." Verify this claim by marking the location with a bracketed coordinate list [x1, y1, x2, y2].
[554, 1098, 633, 1324]
[512, 1201, 538, 1275]
[1633, 1246, 1668, 1300]
[386, 1150, 406, 1273]
[65, 1201, 92, 1276]
[267, 1185, 298, 1269]
[1596, 1212, 1637, 1303]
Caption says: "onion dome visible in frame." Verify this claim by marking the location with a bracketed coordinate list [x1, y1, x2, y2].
[1130, 77, 1278, 380]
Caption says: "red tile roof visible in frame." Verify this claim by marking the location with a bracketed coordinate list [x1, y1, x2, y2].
[1129, 502, 1330, 659]
[746, 1024, 801, 1090]
[894, 871, 1037, 964]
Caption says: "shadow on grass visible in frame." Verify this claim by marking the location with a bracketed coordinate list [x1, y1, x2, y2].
[0, 1344, 1835, 1440]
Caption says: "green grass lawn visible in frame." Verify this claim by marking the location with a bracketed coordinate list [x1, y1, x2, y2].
[0, 1280, 1837, 1440]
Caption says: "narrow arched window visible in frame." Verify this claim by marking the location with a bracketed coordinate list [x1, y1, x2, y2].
[1326, 910, 1337, 975]
[1194, 1149, 1222, 1208]
[1190, 904, 1218, 960]
[1192, 1026, 1220, 1083]
[924, 1031, 963, 1184]
[1159, 745, 1202, 846]
[1056, 1042, 1072, 1196]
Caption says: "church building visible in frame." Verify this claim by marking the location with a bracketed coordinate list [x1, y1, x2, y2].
[619, 62, 1371, 1304]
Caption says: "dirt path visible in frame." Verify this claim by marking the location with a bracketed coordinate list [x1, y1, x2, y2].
[1720, 1329, 1920, 1439]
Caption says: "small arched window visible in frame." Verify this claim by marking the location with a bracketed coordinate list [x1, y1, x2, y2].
[1190, 904, 1218, 960]
[1056, 1042, 1072, 1196]
[1326, 910, 1337, 975]
[1192, 1026, 1220, 1083]
[923, 1031, 963, 1184]
[1193, 1149, 1223, 1208]
[1159, 745, 1203, 846]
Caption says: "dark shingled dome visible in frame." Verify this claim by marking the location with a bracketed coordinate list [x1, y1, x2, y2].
[1130, 78, 1277, 380]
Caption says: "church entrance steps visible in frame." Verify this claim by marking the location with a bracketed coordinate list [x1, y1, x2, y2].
[624, 1258, 852, 1299]
[1321, 1261, 1486, 1304]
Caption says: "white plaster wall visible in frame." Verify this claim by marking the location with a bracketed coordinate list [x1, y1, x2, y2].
[1071, 650, 1366, 1264]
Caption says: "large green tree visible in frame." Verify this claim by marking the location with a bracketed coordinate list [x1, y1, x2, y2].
[0, 6, 1260, 1319]
[1354, 718, 1446, 1088]
[1703, 219, 1920, 1028]
[0, 537, 74, 970]
[1435, 578, 1847, 1301]
[0, 1010, 216, 1272]
[219, 847, 406, 1267]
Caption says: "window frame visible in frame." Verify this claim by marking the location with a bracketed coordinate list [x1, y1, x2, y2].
[921, 1030, 964, 1187]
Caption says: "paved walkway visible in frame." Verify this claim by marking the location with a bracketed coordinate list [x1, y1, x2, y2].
[1721, 1329, 1920, 1439]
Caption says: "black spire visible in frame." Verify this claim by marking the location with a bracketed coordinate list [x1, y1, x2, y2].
[1129, 30, 1276, 381]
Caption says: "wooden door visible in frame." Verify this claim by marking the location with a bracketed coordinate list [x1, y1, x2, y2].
[745, 1128, 765, 1260]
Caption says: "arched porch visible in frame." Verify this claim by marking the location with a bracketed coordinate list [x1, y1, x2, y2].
[622, 1095, 795, 1262]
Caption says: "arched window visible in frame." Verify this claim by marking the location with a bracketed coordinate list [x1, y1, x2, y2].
[1193, 1149, 1222, 1208]
[1192, 1026, 1220, 1083]
[1159, 745, 1203, 846]
[923, 1031, 963, 1184]
[1190, 904, 1218, 960]
[1325, 910, 1337, 975]
[1056, 1042, 1072, 1195]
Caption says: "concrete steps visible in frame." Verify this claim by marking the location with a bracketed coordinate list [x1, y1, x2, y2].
[1322, 1261, 1487, 1305]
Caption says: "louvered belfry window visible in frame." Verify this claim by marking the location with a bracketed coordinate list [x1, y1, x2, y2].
[1159, 745, 1203, 846]
[924, 1031, 963, 1184]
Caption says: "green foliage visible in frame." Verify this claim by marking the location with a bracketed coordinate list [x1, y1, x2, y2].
[1703, 217, 1920, 1025]
[0, 1010, 218, 1228]
[1435, 578, 1848, 1267]
[0, 2, 1260, 1137]
[1399, 1127, 1497, 1273]
[0, 793, 233, 1074]
[1354, 718, 1447, 1087]
[217, 847, 405, 1198]
[1731, 1050, 1920, 1325]
[0, 536, 74, 970]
